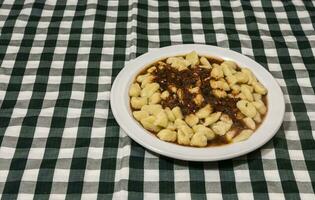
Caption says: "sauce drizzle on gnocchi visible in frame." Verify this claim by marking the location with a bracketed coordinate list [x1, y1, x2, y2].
[129, 51, 268, 147]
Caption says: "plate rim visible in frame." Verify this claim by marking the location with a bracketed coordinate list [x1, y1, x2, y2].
[110, 44, 285, 161]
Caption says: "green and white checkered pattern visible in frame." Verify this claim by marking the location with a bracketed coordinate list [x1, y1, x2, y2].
[0, 0, 314, 199]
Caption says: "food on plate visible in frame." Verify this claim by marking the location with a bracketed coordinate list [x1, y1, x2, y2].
[129, 51, 268, 147]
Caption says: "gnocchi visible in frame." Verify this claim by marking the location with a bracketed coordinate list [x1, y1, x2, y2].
[185, 114, 199, 127]
[172, 106, 183, 120]
[160, 90, 170, 100]
[243, 117, 256, 130]
[140, 116, 161, 132]
[204, 112, 222, 126]
[157, 129, 177, 142]
[211, 65, 224, 79]
[154, 110, 169, 128]
[177, 128, 192, 145]
[236, 100, 257, 118]
[232, 129, 254, 143]
[149, 92, 161, 104]
[200, 57, 211, 68]
[196, 105, 212, 119]
[185, 51, 199, 66]
[141, 83, 160, 98]
[211, 120, 232, 136]
[129, 51, 268, 147]
[166, 57, 189, 71]
[252, 81, 267, 95]
[193, 124, 215, 140]
[190, 132, 207, 147]
[131, 97, 147, 109]
[210, 79, 230, 91]
[141, 75, 154, 88]
[241, 84, 254, 102]
[165, 107, 176, 121]
[193, 94, 205, 105]
[141, 104, 162, 116]
[133, 110, 149, 121]
[129, 83, 141, 97]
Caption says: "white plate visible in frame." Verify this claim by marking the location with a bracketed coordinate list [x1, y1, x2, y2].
[110, 44, 285, 161]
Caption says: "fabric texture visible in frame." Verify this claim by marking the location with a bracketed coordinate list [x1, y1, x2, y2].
[0, 0, 315, 199]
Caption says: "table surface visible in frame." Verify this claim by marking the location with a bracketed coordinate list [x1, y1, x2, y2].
[0, 0, 315, 199]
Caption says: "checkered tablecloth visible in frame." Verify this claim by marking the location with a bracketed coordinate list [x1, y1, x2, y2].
[0, 0, 314, 199]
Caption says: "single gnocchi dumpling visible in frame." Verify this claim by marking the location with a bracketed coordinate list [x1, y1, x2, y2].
[200, 57, 211, 68]
[193, 124, 215, 140]
[222, 64, 233, 77]
[236, 100, 257, 118]
[253, 112, 262, 123]
[221, 60, 237, 70]
[210, 79, 230, 91]
[154, 110, 169, 128]
[133, 110, 149, 121]
[172, 106, 183, 119]
[131, 97, 147, 109]
[235, 72, 249, 83]
[176, 89, 184, 100]
[252, 100, 267, 115]
[221, 61, 237, 77]
[226, 75, 238, 86]
[225, 130, 237, 142]
[241, 84, 254, 102]
[185, 51, 199, 66]
[185, 114, 199, 127]
[211, 120, 232, 136]
[220, 114, 233, 124]
[166, 57, 189, 71]
[174, 119, 188, 128]
[141, 83, 160, 98]
[147, 66, 157, 73]
[140, 116, 161, 132]
[196, 104, 212, 119]
[157, 129, 177, 142]
[129, 83, 141, 97]
[178, 125, 194, 138]
[188, 87, 200, 94]
[177, 128, 192, 145]
[141, 75, 155, 88]
[141, 104, 162, 116]
[204, 112, 222, 126]
[241, 68, 256, 85]
[160, 90, 170, 100]
[190, 132, 207, 147]
[136, 73, 150, 83]
[212, 89, 227, 98]
[193, 94, 204, 105]
[243, 117, 256, 130]
[149, 92, 161, 104]
[169, 85, 177, 93]
[252, 81, 267, 95]
[211, 65, 224, 80]
[233, 129, 254, 143]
